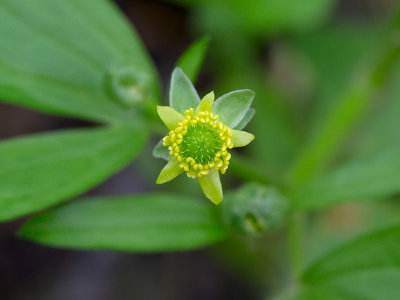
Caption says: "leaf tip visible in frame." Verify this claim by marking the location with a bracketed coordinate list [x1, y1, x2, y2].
[210, 195, 223, 205]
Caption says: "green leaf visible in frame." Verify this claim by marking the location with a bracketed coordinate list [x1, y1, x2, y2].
[183, 0, 336, 38]
[0, 127, 146, 221]
[176, 36, 210, 83]
[288, 18, 400, 187]
[18, 193, 228, 252]
[156, 158, 183, 184]
[295, 146, 400, 210]
[152, 139, 170, 161]
[301, 226, 400, 300]
[234, 107, 255, 130]
[289, 23, 382, 136]
[212, 89, 255, 128]
[351, 61, 400, 158]
[0, 0, 159, 123]
[198, 169, 223, 205]
[230, 0, 336, 35]
[302, 200, 400, 274]
[169, 67, 200, 114]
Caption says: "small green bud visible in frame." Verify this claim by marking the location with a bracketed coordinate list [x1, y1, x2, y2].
[222, 183, 289, 236]
[105, 66, 149, 107]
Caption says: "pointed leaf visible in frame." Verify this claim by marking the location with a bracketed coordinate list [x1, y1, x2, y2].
[156, 158, 183, 184]
[0, 127, 146, 221]
[231, 129, 255, 148]
[176, 36, 210, 83]
[295, 146, 400, 210]
[169, 67, 200, 114]
[301, 226, 400, 300]
[195, 91, 214, 114]
[19, 193, 228, 252]
[213, 89, 255, 128]
[0, 0, 159, 123]
[234, 107, 255, 130]
[157, 106, 185, 130]
[198, 169, 223, 205]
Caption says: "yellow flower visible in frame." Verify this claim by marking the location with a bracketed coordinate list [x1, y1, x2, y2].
[155, 68, 255, 205]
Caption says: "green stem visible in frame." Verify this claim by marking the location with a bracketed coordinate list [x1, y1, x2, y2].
[288, 9, 400, 188]
[287, 211, 305, 281]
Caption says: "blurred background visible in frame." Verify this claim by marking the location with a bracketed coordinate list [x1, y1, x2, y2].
[0, 0, 398, 299]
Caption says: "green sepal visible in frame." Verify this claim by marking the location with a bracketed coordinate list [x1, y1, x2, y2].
[169, 68, 200, 114]
[231, 130, 255, 147]
[198, 169, 223, 205]
[157, 106, 185, 130]
[156, 158, 183, 184]
[212, 89, 255, 128]
[152, 139, 170, 161]
[234, 108, 256, 130]
[195, 91, 214, 114]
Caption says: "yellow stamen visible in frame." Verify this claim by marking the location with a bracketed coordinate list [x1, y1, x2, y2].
[162, 108, 234, 178]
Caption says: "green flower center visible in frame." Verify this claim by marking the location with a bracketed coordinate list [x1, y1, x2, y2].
[162, 108, 233, 178]
[179, 123, 223, 165]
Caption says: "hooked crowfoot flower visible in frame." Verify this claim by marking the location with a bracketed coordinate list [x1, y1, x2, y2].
[155, 68, 255, 205]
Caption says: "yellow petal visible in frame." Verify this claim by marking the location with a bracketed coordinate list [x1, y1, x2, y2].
[198, 169, 223, 205]
[157, 106, 185, 130]
[195, 91, 214, 114]
[231, 129, 255, 147]
[156, 158, 183, 184]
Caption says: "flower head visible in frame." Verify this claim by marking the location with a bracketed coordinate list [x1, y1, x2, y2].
[163, 107, 233, 177]
[155, 68, 255, 205]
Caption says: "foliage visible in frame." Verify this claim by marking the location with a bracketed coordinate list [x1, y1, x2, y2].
[299, 226, 400, 300]
[0, 127, 146, 221]
[1, 0, 400, 298]
[19, 194, 227, 251]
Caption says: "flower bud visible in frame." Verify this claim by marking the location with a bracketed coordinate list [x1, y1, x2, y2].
[105, 66, 150, 107]
[222, 183, 289, 236]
